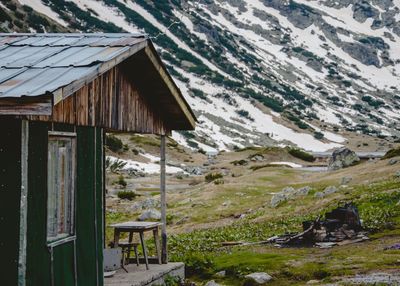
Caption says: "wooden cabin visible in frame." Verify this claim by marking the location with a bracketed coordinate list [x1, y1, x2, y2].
[0, 33, 196, 286]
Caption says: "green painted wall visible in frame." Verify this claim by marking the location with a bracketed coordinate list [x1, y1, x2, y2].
[0, 118, 22, 286]
[23, 123, 104, 286]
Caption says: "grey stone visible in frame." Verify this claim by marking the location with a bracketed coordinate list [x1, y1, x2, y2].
[340, 176, 352, 185]
[271, 193, 288, 208]
[328, 148, 360, 170]
[395, 171, 400, 178]
[282, 186, 296, 194]
[138, 209, 161, 221]
[314, 191, 325, 198]
[389, 158, 398, 165]
[245, 272, 273, 284]
[205, 280, 221, 286]
[131, 198, 160, 211]
[324, 186, 338, 195]
[215, 270, 226, 277]
[296, 186, 312, 196]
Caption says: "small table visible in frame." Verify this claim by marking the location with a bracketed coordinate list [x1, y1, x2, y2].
[110, 221, 162, 270]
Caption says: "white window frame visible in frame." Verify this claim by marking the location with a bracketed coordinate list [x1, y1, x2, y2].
[46, 131, 77, 245]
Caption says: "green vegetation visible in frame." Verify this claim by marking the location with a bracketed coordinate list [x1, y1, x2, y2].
[130, 135, 160, 147]
[117, 190, 137, 201]
[106, 134, 124, 153]
[205, 172, 224, 183]
[382, 147, 400, 160]
[288, 148, 315, 162]
[362, 95, 385, 108]
[313, 131, 324, 140]
[105, 157, 127, 173]
[115, 175, 127, 188]
[168, 180, 400, 285]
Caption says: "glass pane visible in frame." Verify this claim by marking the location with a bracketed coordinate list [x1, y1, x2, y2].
[47, 136, 76, 242]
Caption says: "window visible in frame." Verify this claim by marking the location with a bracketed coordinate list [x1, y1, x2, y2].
[47, 133, 76, 243]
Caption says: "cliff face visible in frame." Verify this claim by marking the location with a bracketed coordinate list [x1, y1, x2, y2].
[4, 0, 400, 151]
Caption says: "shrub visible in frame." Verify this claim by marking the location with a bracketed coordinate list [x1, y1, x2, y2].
[106, 134, 123, 152]
[205, 172, 223, 183]
[288, 148, 315, 162]
[382, 147, 400, 160]
[116, 175, 127, 188]
[117, 190, 137, 201]
[313, 131, 324, 140]
[214, 179, 224, 185]
[105, 157, 127, 173]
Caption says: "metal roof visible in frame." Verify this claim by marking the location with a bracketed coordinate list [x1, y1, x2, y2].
[0, 33, 148, 98]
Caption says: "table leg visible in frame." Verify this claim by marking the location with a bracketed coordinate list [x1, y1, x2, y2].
[113, 229, 120, 248]
[127, 231, 133, 263]
[139, 232, 149, 270]
[153, 228, 162, 264]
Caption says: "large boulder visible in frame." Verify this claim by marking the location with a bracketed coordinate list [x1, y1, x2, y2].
[245, 272, 273, 284]
[328, 148, 360, 170]
[138, 209, 161, 221]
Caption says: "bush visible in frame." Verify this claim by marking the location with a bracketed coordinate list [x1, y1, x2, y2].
[117, 190, 137, 201]
[288, 148, 315, 162]
[105, 157, 127, 173]
[205, 172, 223, 183]
[106, 134, 123, 152]
[116, 175, 127, 188]
[313, 131, 324, 140]
[382, 147, 400, 160]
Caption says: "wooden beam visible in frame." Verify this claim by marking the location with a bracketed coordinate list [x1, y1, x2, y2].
[0, 96, 52, 116]
[160, 135, 168, 264]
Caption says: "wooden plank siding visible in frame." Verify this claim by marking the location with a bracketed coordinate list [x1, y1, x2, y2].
[28, 66, 168, 135]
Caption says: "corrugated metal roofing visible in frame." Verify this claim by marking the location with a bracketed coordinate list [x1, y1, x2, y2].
[0, 33, 148, 98]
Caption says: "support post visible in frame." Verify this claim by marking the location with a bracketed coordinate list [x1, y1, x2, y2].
[160, 134, 168, 264]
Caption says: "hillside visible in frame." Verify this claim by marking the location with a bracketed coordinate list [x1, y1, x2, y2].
[3, 0, 400, 152]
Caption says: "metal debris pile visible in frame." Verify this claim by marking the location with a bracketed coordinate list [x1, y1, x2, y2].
[271, 204, 369, 249]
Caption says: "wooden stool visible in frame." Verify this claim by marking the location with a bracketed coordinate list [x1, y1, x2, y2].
[118, 242, 140, 267]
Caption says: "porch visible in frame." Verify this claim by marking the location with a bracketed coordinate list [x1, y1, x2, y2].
[104, 263, 185, 286]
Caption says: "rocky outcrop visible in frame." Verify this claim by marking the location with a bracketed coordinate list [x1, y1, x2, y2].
[245, 272, 273, 284]
[328, 148, 360, 170]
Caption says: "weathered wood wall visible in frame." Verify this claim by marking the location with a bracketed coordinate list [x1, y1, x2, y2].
[29, 66, 168, 135]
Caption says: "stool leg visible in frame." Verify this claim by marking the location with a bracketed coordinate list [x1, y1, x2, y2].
[153, 228, 162, 265]
[139, 232, 149, 270]
[134, 245, 139, 266]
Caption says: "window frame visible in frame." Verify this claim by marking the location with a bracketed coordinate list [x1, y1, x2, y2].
[46, 131, 77, 246]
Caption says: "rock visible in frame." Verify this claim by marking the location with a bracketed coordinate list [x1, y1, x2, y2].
[245, 272, 273, 284]
[296, 186, 311, 196]
[395, 171, 400, 178]
[271, 186, 311, 207]
[250, 154, 264, 161]
[323, 186, 338, 195]
[389, 158, 398, 165]
[282, 186, 295, 194]
[340, 176, 352, 185]
[306, 280, 320, 284]
[222, 200, 231, 207]
[314, 186, 338, 198]
[205, 280, 221, 286]
[138, 209, 161, 221]
[215, 270, 226, 277]
[271, 193, 288, 208]
[328, 148, 360, 170]
[131, 198, 160, 211]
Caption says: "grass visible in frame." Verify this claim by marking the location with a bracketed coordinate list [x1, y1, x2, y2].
[167, 179, 400, 285]
[130, 134, 160, 147]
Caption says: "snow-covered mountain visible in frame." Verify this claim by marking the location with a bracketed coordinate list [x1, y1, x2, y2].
[2, 0, 400, 152]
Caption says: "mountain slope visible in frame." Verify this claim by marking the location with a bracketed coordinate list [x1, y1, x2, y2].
[5, 0, 400, 151]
